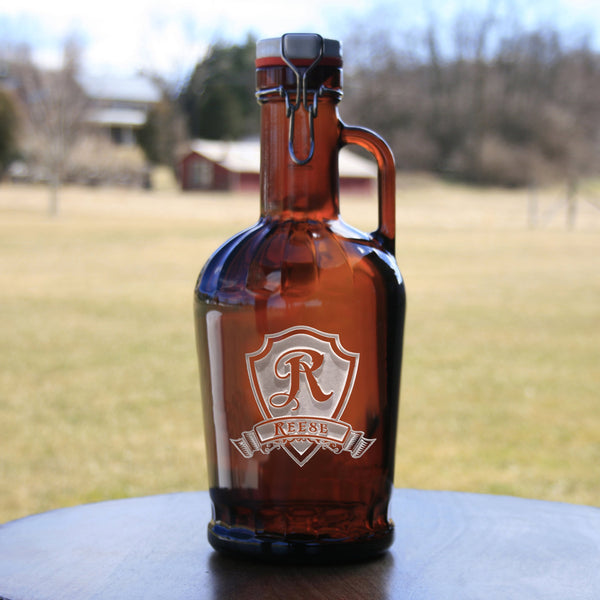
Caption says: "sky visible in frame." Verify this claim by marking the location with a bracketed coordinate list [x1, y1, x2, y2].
[1, 0, 599, 85]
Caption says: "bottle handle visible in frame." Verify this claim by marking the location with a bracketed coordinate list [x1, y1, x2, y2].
[339, 123, 396, 255]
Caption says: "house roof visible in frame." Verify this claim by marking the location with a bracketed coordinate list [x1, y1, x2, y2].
[186, 139, 377, 178]
[79, 75, 162, 104]
[86, 107, 148, 127]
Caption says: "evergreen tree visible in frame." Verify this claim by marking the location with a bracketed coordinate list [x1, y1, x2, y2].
[179, 35, 258, 140]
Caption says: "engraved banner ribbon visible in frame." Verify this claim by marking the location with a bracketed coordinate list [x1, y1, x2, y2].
[231, 416, 374, 459]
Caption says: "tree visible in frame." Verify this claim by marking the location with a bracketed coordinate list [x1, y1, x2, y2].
[136, 77, 186, 167]
[0, 89, 18, 174]
[179, 35, 258, 140]
[14, 38, 88, 215]
[343, 8, 600, 186]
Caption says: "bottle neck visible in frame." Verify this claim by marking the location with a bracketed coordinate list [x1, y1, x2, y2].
[256, 65, 343, 221]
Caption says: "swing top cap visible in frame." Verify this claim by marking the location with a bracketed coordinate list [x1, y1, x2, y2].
[256, 33, 343, 68]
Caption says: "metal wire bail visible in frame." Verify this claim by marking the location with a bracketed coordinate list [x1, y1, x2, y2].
[280, 33, 325, 166]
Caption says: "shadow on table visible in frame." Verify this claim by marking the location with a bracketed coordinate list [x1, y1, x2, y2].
[207, 551, 397, 599]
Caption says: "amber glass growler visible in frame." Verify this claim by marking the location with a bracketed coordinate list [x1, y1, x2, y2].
[194, 33, 405, 562]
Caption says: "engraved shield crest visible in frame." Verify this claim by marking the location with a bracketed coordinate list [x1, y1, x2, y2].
[246, 326, 360, 466]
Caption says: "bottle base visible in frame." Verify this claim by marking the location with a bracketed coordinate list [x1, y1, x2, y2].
[207, 520, 394, 564]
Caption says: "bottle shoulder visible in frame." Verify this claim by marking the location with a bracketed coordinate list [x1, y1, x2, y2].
[195, 217, 402, 303]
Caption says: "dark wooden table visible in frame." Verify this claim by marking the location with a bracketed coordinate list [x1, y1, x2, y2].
[0, 489, 599, 599]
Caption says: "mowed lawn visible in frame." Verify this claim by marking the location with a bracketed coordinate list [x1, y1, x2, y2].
[1, 180, 599, 523]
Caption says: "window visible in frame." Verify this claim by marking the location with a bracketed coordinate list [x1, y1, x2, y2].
[190, 158, 213, 188]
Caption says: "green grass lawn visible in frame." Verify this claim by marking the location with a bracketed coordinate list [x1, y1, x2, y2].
[1, 180, 599, 523]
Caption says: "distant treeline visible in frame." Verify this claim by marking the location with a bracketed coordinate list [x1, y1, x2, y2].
[2, 11, 598, 190]
[342, 12, 600, 186]
[178, 14, 600, 187]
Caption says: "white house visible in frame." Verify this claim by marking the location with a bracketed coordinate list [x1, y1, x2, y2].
[79, 75, 162, 145]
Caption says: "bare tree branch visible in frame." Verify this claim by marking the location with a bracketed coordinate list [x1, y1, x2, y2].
[12, 38, 89, 215]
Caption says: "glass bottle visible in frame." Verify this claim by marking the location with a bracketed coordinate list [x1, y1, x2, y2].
[194, 33, 406, 562]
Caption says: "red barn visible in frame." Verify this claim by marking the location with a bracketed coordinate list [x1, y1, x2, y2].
[178, 139, 376, 194]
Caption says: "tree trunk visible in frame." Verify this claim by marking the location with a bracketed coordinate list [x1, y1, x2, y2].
[48, 172, 60, 217]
